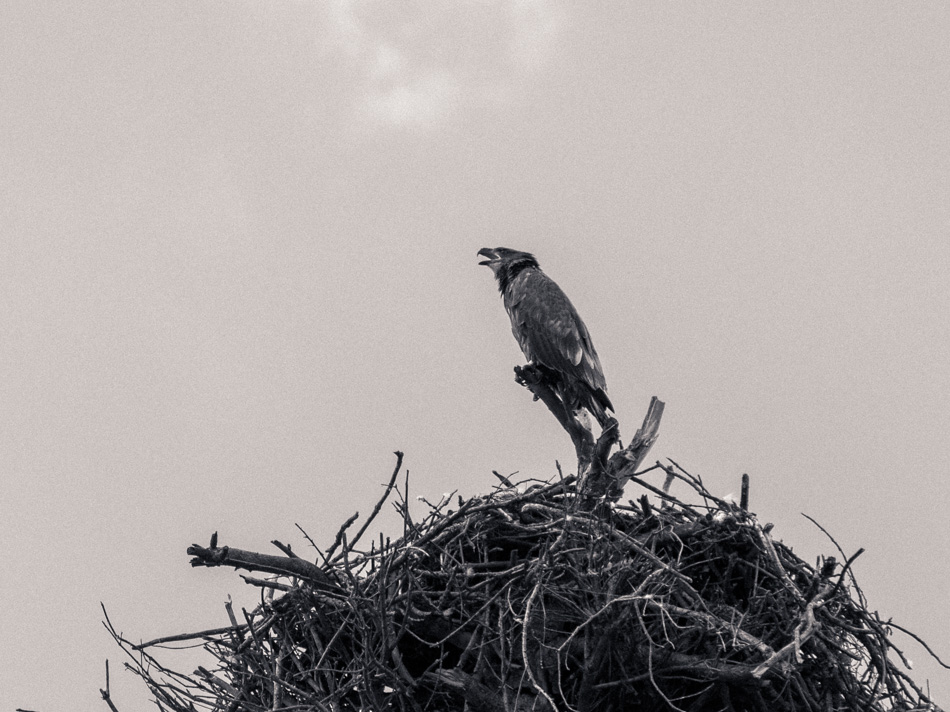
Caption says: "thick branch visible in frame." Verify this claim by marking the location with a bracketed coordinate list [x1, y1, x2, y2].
[514, 364, 594, 466]
[187, 538, 342, 593]
[605, 396, 665, 501]
[575, 418, 621, 505]
[513, 365, 666, 504]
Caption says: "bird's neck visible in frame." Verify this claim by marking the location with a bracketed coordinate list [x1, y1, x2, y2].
[498, 258, 538, 293]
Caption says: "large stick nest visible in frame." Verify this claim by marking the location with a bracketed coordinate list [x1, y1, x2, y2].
[107, 456, 944, 712]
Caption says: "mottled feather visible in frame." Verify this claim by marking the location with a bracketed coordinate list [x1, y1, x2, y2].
[478, 247, 613, 425]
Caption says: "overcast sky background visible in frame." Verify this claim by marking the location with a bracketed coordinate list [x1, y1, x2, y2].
[3, 2, 949, 710]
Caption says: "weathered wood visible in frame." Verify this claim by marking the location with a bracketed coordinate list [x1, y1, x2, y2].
[604, 396, 665, 502]
[514, 364, 665, 502]
[187, 539, 342, 593]
[514, 364, 595, 467]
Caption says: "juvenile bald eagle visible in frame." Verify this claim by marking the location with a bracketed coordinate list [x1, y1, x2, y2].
[478, 247, 614, 427]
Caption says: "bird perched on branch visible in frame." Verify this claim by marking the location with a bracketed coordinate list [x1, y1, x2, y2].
[478, 247, 614, 428]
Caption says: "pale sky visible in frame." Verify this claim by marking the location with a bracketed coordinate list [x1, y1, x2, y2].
[2, 2, 949, 710]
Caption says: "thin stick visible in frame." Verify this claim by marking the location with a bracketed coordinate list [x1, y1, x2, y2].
[324, 511, 359, 562]
[134, 624, 249, 650]
[334, 451, 404, 561]
[99, 659, 120, 712]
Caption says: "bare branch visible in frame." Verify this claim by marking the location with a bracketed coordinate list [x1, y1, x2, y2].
[187, 539, 342, 593]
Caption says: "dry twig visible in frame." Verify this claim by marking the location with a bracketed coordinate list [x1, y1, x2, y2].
[106, 455, 945, 712]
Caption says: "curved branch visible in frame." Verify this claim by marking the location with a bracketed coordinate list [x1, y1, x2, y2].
[514, 365, 595, 464]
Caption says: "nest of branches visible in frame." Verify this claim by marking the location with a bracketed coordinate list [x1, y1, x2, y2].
[106, 453, 944, 712]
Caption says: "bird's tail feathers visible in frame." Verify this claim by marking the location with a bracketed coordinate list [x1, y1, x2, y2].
[558, 378, 614, 429]
[584, 386, 614, 429]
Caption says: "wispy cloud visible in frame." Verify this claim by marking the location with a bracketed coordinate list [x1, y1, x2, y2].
[322, 0, 564, 128]
[507, 0, 563, 73]
[365, 68, 462, 127]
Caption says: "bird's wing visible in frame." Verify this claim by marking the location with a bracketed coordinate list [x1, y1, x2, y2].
[504, 269, 607, 391]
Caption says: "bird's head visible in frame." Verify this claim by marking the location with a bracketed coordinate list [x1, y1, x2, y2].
[477, 247, 539, 280]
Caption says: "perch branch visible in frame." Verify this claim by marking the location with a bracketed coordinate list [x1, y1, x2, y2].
[575, 418, 621, 506]
[514, 364, 595, 467]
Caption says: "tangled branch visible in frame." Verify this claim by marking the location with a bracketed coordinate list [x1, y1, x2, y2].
[105, 455, 945, 712]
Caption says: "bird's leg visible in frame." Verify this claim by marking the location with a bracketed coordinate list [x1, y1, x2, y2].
[572, 407, 595, 435]
[516, 364, 576, 431]
[514, 365, 565, 420]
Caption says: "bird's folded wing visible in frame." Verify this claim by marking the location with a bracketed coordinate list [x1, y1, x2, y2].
[505, 270, 607, 391]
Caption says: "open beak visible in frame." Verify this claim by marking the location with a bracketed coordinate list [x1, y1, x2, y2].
[477, 247, 498, 266]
